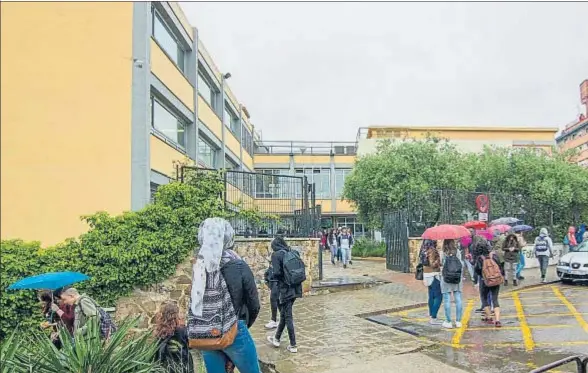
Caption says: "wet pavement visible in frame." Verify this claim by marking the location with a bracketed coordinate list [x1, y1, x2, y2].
[250, 259, 587, 373]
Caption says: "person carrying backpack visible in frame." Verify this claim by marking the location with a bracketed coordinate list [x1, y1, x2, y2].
[188, 218, 261, 373]
[60, 288, 117, 340]
[267, 236, 304, 353]
[420, 240, 443, 325]
[154, 302, 194, 373]
[440, 240, 463, 329]
[474, 243, 504, 327]
[337, 228, 354, 268]
[533, 228, 554, 283]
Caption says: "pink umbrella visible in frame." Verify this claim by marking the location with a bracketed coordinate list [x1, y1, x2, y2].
[475, 229, 494, 240]
[422, 225, 471, 240]
[489, 224, 511, 234]
[460, 236, 472, 248]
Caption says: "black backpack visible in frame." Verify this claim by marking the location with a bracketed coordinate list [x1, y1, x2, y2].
[156, 335, 194, 373]
[281, 249, 306, 286]
[442, 255, 462, 284]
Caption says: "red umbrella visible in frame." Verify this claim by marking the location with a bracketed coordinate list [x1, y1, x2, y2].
[489, 224, 512, 234]
[463, 221, 487, 230]
[422, 225, 471, 240]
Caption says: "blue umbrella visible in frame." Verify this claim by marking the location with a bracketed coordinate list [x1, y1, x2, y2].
[7, 271, 90, 291]
[490, 217, 522, 226]
[513, 224, 533, 233]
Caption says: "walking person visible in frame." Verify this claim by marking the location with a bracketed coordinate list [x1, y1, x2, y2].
[338, 228, 354, 268]
[189, 218, 261, 373]
[515, 232, 527, 281]
[264, 257, 279, 330]
[472, 236, 492, 313]
[154, 302, 194, 373]
[267, 236, 304, 353]
[328, 229, 338, 265]
[475, 243, 504, 328]
[533, 228, 554, 283]
[502, 232, 522, 286]
[440, 240, 464, 329]
[421, 240, 443, 325]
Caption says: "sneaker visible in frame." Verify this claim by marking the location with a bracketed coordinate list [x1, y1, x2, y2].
[504, 280, 508, 287]
[265, 320, 279, 329]
[495, 321, 502, 328]
[518, 275, 525, 280]
[429, 318, 441, 325]
[267, 336, 280, 348]
[343, 264, 347, 269]
[349, 260, 353, 265]
[475, 307, 484, 313]
[442, 321, 453, 329]
[513, 280, 518, 286]
[541, 277, 546, 283]
[455, 321, 463, 328]
[331, 260, 335, 265]
[287, 345, 298, 353]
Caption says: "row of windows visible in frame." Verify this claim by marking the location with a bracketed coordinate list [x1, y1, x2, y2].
[151, 4, 252, 161]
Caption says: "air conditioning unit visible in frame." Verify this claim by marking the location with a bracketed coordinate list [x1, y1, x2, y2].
[345, 146, 356, 154]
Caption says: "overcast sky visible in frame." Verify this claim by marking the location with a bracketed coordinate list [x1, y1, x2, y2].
[180, 2, 588, 142]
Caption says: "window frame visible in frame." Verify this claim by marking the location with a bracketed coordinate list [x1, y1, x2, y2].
[198, 134, 218, 168]
[151, 96, 187, 148]
[198, 69, 220, 114]
[151, 7, 186, 73]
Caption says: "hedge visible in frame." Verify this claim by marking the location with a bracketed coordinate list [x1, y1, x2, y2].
[0, 171, 260, 340]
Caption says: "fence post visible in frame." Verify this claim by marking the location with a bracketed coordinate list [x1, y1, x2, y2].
[223, 171, 228, 210]
[302, 177, 310, 237]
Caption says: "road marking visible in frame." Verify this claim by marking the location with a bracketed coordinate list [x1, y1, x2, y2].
[451, 299, 474, 348]
[512, 292, 535, 352]
[552, 286, 588, 333]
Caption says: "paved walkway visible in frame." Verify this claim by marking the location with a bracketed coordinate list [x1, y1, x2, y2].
[250, 258, 563, 373]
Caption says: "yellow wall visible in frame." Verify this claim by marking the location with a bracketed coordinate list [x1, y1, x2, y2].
[254, 154, 290, 165]
[335, 200, 356, 214]
[369, 127, 557, 142]
[150, 39, 194, 110]
[242, 152, 254, 170]
[225, 130, 242, 161]
[293, 155, 331, 164]
[332, 155, 356, 165]
[0, 2, 134, 246]
[198, 96, 223, 141]
[150, 135, 186, 177]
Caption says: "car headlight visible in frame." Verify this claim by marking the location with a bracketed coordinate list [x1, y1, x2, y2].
[558, 261, 569, 267]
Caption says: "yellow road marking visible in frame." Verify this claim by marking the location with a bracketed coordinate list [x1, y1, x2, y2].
[512, 292, 535, 352]
[552, 286, 588, 333]
[451, 299, 474, 348]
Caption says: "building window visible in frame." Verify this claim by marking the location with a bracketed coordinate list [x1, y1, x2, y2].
[295, 168, 331, 199]
[151, 97, 186, 147]
[335, 169, 352, 197]
[242, 125, 253, 156]
[198, 70, 219, 113]
[256, 169, 292, 198]
[152, 10, 185, 72]
[198, 136, 217, 167]
[336, 216, 366, 238]
[150, 182, 160, 203]
[224, 105, 240, 136]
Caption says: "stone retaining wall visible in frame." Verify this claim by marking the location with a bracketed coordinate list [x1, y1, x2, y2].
[115, 238, 319, 331]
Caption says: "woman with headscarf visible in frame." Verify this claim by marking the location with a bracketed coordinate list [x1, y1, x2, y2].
[190, 218, 261, 373]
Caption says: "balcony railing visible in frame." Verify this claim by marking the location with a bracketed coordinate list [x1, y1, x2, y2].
[254, 140, 358, 156]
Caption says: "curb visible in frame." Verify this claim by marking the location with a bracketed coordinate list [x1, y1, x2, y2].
[356, 302, 429, 318]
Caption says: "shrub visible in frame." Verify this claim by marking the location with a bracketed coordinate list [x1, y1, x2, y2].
[352, 238, 386, 258]
[0, 171, 273, 340]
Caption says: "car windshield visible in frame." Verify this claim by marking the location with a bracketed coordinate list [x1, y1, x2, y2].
[572, 241, 588, 252]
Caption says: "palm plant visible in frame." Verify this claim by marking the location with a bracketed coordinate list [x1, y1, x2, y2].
[7, 317, 165, 373]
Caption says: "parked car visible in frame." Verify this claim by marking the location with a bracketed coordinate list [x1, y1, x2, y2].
[557, 241, 588, 284]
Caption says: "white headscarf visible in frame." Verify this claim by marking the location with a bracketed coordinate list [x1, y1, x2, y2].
[190, 218, 235, 316]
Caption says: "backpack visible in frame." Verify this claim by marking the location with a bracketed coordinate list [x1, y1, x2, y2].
[281, 249, 307, 286]
[187, 268, 238, 350]
[157, 334, 194, 373]
[442, 255, 462, 284]
[419, 246, 430, 267]
[535, 237, 549, 253]
[482, 254, 504, 287]
[80, 296, 117, 339]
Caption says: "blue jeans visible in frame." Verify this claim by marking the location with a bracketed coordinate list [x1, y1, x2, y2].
[443, 291, 463, 323]
[201, 321, 261, 373]
[428, 278, 442, 319]
[516, 252, 525, 277]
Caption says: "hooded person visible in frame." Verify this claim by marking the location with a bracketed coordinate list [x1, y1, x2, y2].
[190, 218, 262, 373]
[267, 236, 303, 353]
[533, 228, 554, 283]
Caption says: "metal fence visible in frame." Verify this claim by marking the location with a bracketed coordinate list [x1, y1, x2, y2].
[403, 190, 583, 239]
[178, 166, 320, 237]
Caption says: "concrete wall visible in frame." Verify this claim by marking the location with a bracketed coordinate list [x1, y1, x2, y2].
[115, 238, 319, 331]
[1, 2, 134, 245]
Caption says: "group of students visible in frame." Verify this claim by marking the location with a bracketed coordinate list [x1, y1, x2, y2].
[420, 226, 558, 329]
[37, 218, 303, 373]
[320, 227, 355, 268]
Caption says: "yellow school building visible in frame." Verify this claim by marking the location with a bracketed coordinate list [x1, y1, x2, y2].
[0, 1, 563, 245]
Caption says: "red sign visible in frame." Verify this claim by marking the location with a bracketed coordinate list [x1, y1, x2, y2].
[581, 80, 588, 105]
[476, 194, 489, 213]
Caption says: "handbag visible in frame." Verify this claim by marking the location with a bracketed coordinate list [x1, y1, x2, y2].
[415, 263, 424, 281]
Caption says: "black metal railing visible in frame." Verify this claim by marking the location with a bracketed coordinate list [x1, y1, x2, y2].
[529, 355, 587, 373]
[178, 166, 320, 238]
[254, 140, 357, 156]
